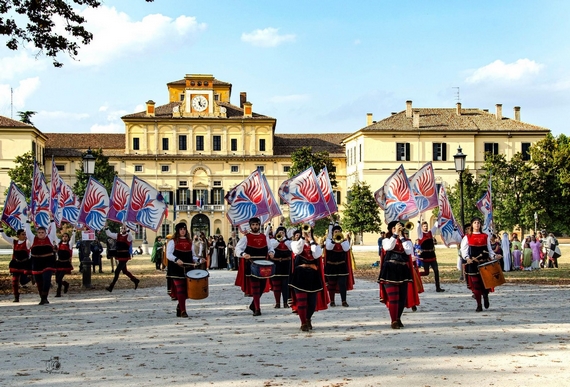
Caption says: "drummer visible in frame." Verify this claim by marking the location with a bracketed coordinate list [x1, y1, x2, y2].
[460, 217, 499, 312]
[235, 217, 275, 316]
[166, 222, 201, 318]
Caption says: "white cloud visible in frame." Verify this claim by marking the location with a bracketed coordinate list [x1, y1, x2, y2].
[466, 59, 544, 83]
[99, 104, 109, 112]
[269, 94, 310, 103]
[89, 122, 123, 133]
[0, 77, 41, 116]
[241, 28, 296, 47]
[134, 104, 146, 113]
[66, 6, 207, 66]
[0, 51, 47, 81]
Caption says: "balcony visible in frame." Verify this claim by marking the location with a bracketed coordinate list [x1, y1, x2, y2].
[175, 204, 225, 212]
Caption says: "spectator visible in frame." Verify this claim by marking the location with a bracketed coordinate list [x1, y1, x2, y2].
[91, 239, 104, 273]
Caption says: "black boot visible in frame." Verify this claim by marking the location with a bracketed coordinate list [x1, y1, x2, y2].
[13, 294, 19, 303]
[132, 278, 140, 290]
[63, 281, 69, 294]
[55, 285, 62, 298]
[106, 282, 115, 292]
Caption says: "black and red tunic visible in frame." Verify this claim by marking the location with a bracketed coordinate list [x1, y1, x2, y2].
[465, 233, 490, 276]
[290, 243, 323, 293]
[244, 233, 269, 277]
[9, 240, 31, 275]
[167, 238, 193, 279]
[325, 243, 349, 276]
[116, 233, 132, 262]
[56, 242, 74, 273]
[31, 237, 56, 275]
[271, 241, 292, 277]
[419, 231, 436, 263]
[378, 238, 412, 284]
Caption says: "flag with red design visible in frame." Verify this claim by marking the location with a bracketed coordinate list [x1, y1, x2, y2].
[77, 177, 109, 231]
[437, 185, 463, 247]
[225, 169, 270, 226]
[31, 162, 51, 229]
[409, 161, 438, 213]
[381, 165, 419, 223]
[126, 176, 167, 232]
[1, 182, 28, 231]
[278, 167, 329, 225]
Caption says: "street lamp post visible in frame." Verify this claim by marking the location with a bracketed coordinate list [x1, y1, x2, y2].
[81, 148, 96, 288]
[534, 212, 538, 235]
[453, 146, 467, 232]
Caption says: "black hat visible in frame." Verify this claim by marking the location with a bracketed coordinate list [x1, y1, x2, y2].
[175, 222, 187, 231]
[249, 217, 261, 225]
[387, 220, 399, 231]
[332, 224, 342, 233]
[275, 226, 287, 235]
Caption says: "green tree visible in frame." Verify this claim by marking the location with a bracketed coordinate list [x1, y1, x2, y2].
[17, 110, 36, 125]
[342, 181, 382, 243]
[6, 151, 35, 200]
[0, 0, 154, 67]
[289, 146, 337, 188]
[73, 148, 117, 199]
[447, 168, 485, 228]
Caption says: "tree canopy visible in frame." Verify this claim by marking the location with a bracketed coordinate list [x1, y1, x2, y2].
[73, 148, 117, 199]
[342, 181, 382, 242]
[6, 151, 35, 200]
[289, 146, 338, 188]
[0, 0, 153, 67]
[17, 111, 37, 125]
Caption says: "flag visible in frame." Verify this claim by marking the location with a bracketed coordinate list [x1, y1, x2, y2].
[409, 161, 438, 213]
[59, 180, 80, 225]
[50, 157, 63, 227]
[108, 176, 130, 224]
[476, 176, 495, 235]
[196, 193, 204, 209]
[382, 165, 419, 223]
[437, 185, 463, 247]
[374, 186, 386, 210]
[225, 169, 270, 226]
[31, 162, 51, 229]
[1, 182, 28, 231]
[77, 177, 109, 231]
[317, 166, 338, 215]
[259, 173, 282, 224]
[278, 167, 329, 225]
[126, 176, 168, 232]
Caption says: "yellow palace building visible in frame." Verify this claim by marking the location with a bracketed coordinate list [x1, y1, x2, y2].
[0, 74, 550, 245]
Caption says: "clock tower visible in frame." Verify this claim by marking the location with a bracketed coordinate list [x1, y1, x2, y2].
[184, 74, 215, 116]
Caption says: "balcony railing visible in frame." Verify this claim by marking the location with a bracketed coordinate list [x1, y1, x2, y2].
[175, 204, 225, 212]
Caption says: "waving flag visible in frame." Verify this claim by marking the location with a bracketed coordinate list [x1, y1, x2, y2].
[409, 161, 438, 213]
[317, 166, 338, 215]
[126, 176, 168, 232]
[109, 177, 130, 224]
[31, 162, 51, 229]
[59, 181, 80, 225]
[1, 182, 28, 231]
[437, 185, 463, 247]
[77, 177, 109, 231]
[278, 167, 329, 225]
[374, 186, 386, 210]
[225, 169, 270, 226]
[476, 176, 494, 235]
[382, 165, 419, 223]
[259, 173, 282, 224]
[50, 158, 64, 227]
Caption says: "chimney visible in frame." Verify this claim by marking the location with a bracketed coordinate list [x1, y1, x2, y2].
[406, 100, 413, 118]
[496, 104, 503, 120]
[240, 92, 247, 109]
[514, 106, 521, 121]
[243, 101, 252, 118]
[146, 100, 155, 117]
[391, 112, 397, 116]
[456, 102, 462, 116]
[413, 109, 420, 128]
[366, 113, 373, 126]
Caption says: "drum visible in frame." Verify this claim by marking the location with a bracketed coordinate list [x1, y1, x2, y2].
[478, 260, 505, 289]
[186, 269, 209, 300]
[250, 259, 275, 279]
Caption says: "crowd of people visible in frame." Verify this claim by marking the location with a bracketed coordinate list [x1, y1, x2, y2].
[492, 230, 561, 271]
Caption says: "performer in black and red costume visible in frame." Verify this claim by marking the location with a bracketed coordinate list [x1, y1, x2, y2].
[268, 225, 292, 309]
[54, 229, 76, 297]
[289, 226, 328, 331]
[1, 229, 32, 302]
[417, 220, 445, 292]
[235, 217, 274, 316]
[460, 217, 498, 312]
[166, 222, 200, 318]
[105, 223, 140, 292]
[25, 221, 57, 305]
[378, 220, 414, 329]
[324, 222, 354, 307]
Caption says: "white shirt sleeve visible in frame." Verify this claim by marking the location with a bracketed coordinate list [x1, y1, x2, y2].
[460, 236, 469, 259]
[290, 239, 304, 255]
[105, 229, 118, 239]
[166, 239, 177, 262]
[0, 231, 14, 244]
[235, 236, 248, 257]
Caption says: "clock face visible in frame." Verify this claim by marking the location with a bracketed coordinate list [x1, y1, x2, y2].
[192, 95, 208, 112]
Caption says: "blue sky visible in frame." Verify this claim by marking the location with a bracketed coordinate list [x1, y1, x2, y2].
[0, 0, 569, 135]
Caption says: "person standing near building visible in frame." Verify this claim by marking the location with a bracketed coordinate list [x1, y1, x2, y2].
[235, 217, 274, 316]
[378, 220, 414, 329]
[417, 220, 444, 292]
[324, 223, 353, 307]
[91, 238, 103, 273]
[151, 236, 164, 271]
[268, 225, 292, 309]
[1, 229, 32, 302]
[105, 223, 140, 292]
[25, 221, 57, 305]
[54, 229, 76, 297]
[460, 217, 498, 312]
